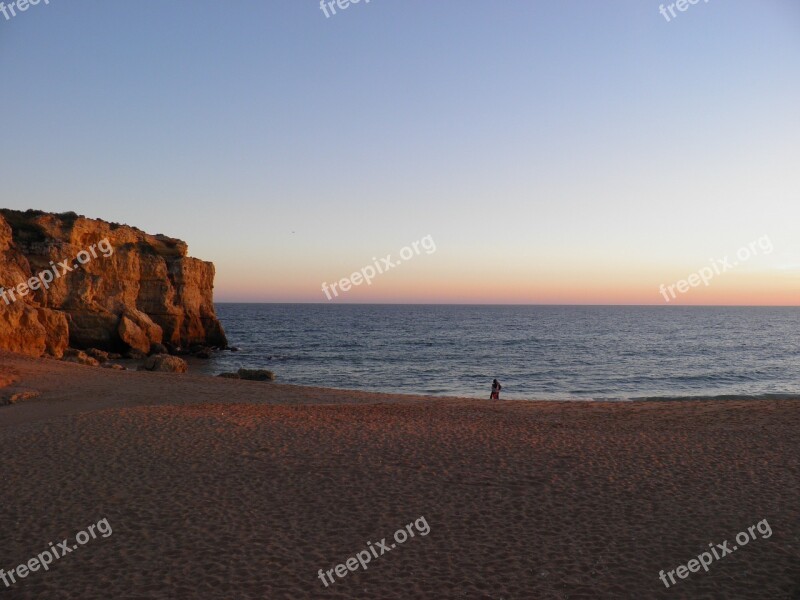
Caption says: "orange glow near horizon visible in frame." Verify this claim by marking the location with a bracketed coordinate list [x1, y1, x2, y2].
[215, 265, 800, 306]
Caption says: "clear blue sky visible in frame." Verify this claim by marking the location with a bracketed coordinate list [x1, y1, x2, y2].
[2, 1, 799, 303]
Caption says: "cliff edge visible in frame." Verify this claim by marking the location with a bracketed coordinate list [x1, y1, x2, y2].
[0, 209, 227, 358]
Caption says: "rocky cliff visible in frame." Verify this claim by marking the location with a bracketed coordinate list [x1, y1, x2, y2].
[0, 209, 227, 358]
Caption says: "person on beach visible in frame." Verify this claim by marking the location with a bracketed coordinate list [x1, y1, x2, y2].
[490, 379, 502, 400]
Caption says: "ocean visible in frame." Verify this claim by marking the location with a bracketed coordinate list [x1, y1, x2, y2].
[192, 304, 800, 401]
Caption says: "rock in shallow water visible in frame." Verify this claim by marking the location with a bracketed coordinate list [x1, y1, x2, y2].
[237, 368, 276, 381]
[138, 354, 188, 373]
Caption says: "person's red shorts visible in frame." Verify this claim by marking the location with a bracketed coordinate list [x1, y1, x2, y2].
[490, 392, 499, 400]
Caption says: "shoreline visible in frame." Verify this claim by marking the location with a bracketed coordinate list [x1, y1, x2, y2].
[4, 351, 800, 414]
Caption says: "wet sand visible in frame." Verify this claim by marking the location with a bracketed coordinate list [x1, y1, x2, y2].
[1, 351, 798, 599]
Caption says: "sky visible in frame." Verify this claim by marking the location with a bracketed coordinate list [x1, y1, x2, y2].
[1, 0, 799, 304]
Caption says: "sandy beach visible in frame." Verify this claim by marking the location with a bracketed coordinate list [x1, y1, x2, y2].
[0, 351, 798, 599]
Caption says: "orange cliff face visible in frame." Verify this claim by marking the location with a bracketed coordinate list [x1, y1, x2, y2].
[0, 209, 227, 358]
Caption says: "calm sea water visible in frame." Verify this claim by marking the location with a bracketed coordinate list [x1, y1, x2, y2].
[191, 304, 800, 401]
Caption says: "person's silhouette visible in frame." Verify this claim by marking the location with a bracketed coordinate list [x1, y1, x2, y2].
[490, 379, 502, 400]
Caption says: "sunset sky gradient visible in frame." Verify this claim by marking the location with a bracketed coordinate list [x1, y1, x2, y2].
[2, 1, 798, 304]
